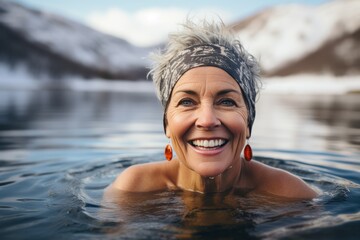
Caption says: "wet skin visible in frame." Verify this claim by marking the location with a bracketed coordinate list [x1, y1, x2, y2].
[165, 66, 249, 179]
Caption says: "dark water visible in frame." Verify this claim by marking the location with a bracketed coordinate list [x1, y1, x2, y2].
[0, 86, 359, 239]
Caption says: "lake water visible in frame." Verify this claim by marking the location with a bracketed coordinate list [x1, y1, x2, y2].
[0, 84, 359, 239]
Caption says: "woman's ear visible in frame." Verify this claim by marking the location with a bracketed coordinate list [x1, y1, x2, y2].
[246, 127, 250, 139]
[163, 114, 170, 138]
[165, 125, 171, 138]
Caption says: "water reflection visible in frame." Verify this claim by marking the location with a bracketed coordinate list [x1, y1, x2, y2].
[1, 90, 358, 151]
[0, 88, 359, 239]
[254, 93, 360, 155]
[0, 90, 163, 131]
[99, 187, 324, 239]
[0, 89, 359, 168]
[303, 94, 360, 150]
[0, 90, 164, 153]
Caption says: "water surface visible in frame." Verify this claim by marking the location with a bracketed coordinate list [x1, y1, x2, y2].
[0, 86, 359, 239]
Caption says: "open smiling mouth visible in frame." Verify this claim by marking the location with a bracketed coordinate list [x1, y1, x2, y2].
[189, 139, 228, 150]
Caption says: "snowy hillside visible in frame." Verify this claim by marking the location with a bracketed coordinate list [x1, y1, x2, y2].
[232, 0, 360, 76]
[0, 1, 150, 80]
[0, 0, 359, 82]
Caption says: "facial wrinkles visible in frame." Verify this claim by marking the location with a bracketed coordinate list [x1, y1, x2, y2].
[171, 76, 246, 121]
[195, 77, 247, 126]
[166, 67, 249, 174]
[174, 85, 245, 155]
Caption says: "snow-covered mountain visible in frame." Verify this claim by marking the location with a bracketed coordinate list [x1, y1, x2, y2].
[0, 0, 359, 82]
[232, 0, 360, 76]
[0, 1, 150, 80]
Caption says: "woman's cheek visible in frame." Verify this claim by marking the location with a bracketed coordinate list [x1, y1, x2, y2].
[167, 110, 193, 135]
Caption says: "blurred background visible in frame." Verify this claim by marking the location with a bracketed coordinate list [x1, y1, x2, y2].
[0, 0, 359, 92]
[0, 1, 360, 239]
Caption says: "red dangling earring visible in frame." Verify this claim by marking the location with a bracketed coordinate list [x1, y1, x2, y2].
[164, 144, 173, 161]
[244, 140, 253, 162]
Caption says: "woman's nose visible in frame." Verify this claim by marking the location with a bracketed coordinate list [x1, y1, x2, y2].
[195, 104, 221, 129]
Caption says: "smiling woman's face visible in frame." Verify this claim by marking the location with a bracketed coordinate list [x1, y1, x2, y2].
[165, 66, 249, 177]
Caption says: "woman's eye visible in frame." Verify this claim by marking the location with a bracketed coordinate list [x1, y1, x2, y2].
[219, 99, 236, 106]
[179, 99, 195, 106]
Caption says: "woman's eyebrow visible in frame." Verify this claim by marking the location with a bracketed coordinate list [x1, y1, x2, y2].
[173, 90, 197, 96]
[174, 89, 241, 96]
[217, 89, 241, 96]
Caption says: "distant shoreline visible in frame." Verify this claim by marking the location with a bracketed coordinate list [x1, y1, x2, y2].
[0, 64, 359, 95]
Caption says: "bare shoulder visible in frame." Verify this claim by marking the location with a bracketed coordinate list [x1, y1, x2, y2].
[245, 160, 318, 199]
[106, 161, 178, 193]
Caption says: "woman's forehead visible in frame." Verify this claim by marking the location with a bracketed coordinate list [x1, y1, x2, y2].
[174, 66, 241, 90]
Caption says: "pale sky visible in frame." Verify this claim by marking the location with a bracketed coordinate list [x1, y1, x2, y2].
[13, 0, 331, 47]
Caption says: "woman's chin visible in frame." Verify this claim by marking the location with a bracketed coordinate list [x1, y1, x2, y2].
[195, 162, 230, 178]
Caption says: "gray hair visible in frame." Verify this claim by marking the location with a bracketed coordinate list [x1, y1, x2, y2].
[148, 18, 261, 135]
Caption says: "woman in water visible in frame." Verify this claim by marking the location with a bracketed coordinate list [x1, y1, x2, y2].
[105, 19, 318, 199]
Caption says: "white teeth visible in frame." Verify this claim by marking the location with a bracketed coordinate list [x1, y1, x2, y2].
[192, 139, 225, 148]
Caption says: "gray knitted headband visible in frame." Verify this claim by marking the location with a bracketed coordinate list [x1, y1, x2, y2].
[160, 43, 256, 134]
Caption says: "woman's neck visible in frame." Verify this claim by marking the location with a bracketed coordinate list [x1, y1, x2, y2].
[176, 159, 242, 193]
